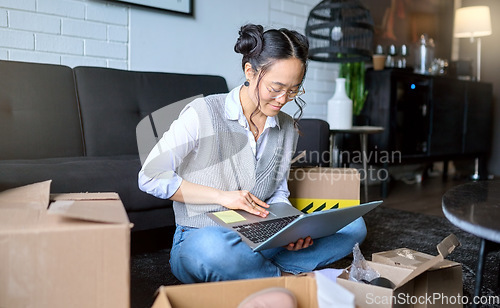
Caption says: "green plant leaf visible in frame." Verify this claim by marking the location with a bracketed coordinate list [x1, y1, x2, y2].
[339, 61, 368, 116]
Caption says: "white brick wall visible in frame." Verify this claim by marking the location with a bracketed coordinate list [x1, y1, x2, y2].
[0, 0, 129, 68]
[271, 0, 339, 120]
[38, 0, 85, 19]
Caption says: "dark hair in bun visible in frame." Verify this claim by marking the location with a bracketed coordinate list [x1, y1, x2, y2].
[234, 23, 310, 127]
[234, 24, 264, 63]
[234, 24, 309, 73]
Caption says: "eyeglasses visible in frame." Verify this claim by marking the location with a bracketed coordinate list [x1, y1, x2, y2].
[266, 85, 305, 100]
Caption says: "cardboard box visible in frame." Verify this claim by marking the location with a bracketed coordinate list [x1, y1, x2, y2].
[0, 181, 132, 308]
[338, 261, 415, 307]
[151, 275, 319, 308]
[288, 167, 360, 213]
[372, 248, 463, 307]
[336, 234, 461, 308]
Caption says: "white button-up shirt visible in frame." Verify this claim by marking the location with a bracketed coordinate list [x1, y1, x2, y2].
[138, 85, 292, 205]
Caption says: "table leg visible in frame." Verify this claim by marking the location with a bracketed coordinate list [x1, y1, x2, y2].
[330, 132, 343, 168]
[360, 133, 368, 203]
[381, 162, 388, 199]
[473, 238, 487, 307]
[329, 133, 336, 167]
[442, 159, 449, 182]
[473, 239, 500, 307]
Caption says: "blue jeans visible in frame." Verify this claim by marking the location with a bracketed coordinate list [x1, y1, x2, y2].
[169, 217, 366, 283]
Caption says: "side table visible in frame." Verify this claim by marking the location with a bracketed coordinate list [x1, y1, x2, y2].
[330, 126, 384, 202]
[442, 181, 500, 306]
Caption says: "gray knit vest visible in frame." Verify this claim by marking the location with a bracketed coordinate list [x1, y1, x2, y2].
[173, 94, 298, 228]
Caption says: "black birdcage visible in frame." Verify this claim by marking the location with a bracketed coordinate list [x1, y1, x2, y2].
[306, 0, 374, 63]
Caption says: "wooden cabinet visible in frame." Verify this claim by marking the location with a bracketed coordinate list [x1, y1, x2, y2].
[361, 69, 493, 166]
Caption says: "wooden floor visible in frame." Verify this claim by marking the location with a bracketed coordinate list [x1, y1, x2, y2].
[366, 174, 470, 217]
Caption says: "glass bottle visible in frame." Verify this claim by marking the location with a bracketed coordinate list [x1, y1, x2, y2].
[414, 34, 434, 74]
[386, 44, 397, 68]
[398, 44, 408, 68]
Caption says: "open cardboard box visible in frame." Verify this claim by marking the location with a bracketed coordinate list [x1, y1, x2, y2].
[151, 274, 320, 308]
[288, 167, 360, 213]
[336, 234, 461, 308]
[0, 181, 132, 308]
[372, 247, 463, 307]
[151, 271, 357, 308]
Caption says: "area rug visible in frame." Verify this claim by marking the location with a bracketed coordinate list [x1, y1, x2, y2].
[130, 206, 499, 308]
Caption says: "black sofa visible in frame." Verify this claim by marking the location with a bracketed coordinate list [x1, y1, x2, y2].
[0, 60, 228, 231]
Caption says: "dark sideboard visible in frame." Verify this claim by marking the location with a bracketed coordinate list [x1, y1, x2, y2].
[359, 69, 493, 193]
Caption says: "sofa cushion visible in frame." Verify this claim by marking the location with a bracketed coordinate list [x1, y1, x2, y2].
[0, 60, 84, 160]
[73, 67, 228, 156]
[294, 119, 331, 167]
[0, 155, 172, 230]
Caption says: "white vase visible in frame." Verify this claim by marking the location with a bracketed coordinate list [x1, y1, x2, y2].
[327, 78, 352, 129]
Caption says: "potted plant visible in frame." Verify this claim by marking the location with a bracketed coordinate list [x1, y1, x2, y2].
[339, 61, 368, 119]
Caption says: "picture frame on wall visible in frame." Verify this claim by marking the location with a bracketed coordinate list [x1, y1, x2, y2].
[112, 0, 193, 16]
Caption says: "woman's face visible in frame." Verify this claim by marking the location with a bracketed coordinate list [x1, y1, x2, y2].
[247, 58, 305, 117]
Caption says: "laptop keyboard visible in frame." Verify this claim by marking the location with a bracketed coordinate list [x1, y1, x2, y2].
[232, 215, 300, 244]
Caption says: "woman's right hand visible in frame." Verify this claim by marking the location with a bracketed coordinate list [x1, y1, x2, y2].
[219, 190, 269, 217]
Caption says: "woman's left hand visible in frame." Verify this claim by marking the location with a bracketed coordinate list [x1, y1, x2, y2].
[284, 236, 313, 251]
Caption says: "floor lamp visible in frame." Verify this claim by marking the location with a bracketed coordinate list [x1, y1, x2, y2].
[454, 6, 492, 180]
[453, 6, 492, 82]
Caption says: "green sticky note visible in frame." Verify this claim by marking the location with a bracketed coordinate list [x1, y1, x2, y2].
[213, 210, 246, 224]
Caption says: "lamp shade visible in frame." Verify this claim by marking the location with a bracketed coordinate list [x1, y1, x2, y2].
[454, 6, 492, 38]
[305, 0, 374, 63]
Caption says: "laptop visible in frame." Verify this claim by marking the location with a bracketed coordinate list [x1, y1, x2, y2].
[207, 200, 382, 251]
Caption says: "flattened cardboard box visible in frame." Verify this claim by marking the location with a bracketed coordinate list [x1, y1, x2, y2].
[372, 248, 463, 308]
[151, 275, 319, 308]
[0, 181, 132, 308]
[336, 234, 461, 308]
[288, 167, 360, 213]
